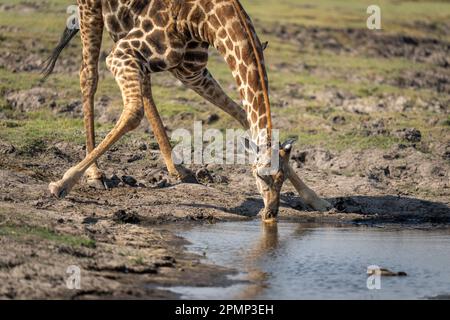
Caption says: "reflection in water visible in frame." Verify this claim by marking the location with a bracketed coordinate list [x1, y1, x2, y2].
[259, 223, 279, 252]
[173, 221, 450, 299]
[236, 223, 279, 299]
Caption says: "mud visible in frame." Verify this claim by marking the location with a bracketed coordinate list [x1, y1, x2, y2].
[1, 130, 449, 298]
[262, 24, 450, 68]
[262, 24, 450, 95]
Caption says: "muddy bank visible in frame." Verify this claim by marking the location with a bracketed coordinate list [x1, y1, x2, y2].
[0, 203, 234, 299]
[262, 23, 450, 68]
[262, 23, 450, 94]
[1, 132, 449, 298]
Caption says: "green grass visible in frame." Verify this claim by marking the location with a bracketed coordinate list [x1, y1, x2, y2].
[0, 0, 448, 152]
[0, 223, 96, 248]
[444, 115, 450, 127]
[244, 0, 450, 40]
[0, 111, 91, 147]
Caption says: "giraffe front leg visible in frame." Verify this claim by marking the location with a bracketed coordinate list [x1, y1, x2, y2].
[172, 66, 249, 130]
[174, 65, 331, 212]
[142, 76, 197, 183]
[78, 5, 106, 190]
[287, 166, 332, 212]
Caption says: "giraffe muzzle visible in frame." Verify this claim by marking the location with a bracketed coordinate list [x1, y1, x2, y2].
[262, 208, 278, 223]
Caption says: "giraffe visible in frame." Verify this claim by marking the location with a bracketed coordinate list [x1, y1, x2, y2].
[43, 0, 331, 222]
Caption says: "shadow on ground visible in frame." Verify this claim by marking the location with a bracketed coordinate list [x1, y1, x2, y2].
[284, 193, 450, 223]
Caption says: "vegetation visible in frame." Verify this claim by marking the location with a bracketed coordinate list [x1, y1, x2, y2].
[0, 223, 96, 248]
[0, 0, 448, 152]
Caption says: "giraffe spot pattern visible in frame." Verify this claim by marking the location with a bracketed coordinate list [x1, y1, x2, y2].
[92, 0, 271, 141]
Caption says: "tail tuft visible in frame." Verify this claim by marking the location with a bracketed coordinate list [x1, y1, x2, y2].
[40, 27, 79, 81]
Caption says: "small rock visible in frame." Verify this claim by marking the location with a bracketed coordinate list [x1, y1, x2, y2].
[292, 150, 308, 164]
[206, 113, 220, 124]
[195, 168, 214, 184]
[127, 154, 143, 163]
[113, 210, 140, 224]
[213, 174, 229, 184]
[152, 178, 169, 188]
[105, 174, 121, 189]
[121, 175, 137, 187]
[367, 166, 390, 182]
[395, 128, 422, 142]
[82, 216, 99, 225]
[383, 153, 400, 160]
[404, 128, 422, 142]
[138, 143, 148, 151]
[442, 151, 450, 161]
[331, 115, 346, 125]
[137, 180, 147, 188]
[361, 119, 389, 136]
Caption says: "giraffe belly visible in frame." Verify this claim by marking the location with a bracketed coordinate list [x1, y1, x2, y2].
[103, 12, 134, 42]
[102, 0, 148, 42]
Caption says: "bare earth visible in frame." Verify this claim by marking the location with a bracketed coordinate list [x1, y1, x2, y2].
[1, 133, 449, 298]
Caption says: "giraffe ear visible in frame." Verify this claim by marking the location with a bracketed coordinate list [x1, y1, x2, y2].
[280, 139, 296, 158]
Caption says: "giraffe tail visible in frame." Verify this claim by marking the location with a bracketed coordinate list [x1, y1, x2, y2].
[40, 26, 79, 81]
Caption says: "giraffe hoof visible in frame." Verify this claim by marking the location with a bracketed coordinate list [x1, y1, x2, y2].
[173, 167, 198, 184]
[49, 182, 68, 199]
[86, 177, 108, 190]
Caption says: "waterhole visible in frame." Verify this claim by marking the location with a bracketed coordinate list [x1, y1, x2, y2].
[167, 220, 450, 299]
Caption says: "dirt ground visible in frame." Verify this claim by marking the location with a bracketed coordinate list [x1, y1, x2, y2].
[0, 0, 449, 299]
[1, 130, 449, 298]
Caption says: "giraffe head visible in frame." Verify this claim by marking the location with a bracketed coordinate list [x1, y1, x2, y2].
[247, 139, 295, 223]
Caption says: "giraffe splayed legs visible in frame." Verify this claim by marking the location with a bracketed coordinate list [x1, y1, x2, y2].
[45, 0, 331, 221]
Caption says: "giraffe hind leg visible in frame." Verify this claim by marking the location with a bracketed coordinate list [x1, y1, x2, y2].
[142, 75, 197, 183]
[49, 28, 186, 198]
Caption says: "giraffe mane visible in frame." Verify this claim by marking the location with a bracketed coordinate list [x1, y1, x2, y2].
[230, 0, 273, 146]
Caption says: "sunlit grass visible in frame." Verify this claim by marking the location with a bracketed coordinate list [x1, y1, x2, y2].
[0, 0, 448, 152]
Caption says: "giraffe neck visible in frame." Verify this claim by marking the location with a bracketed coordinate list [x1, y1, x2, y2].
[228, 0, 272, 144]
[179, 0, 273, 147]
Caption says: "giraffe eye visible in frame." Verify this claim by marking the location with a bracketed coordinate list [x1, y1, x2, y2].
[275, 171, 285, 182]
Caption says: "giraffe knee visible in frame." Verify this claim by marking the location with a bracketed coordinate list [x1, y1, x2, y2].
[79, 66, 98, 96]
[123, 106, 144, 131]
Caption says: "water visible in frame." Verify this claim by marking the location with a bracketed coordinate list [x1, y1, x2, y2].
[167, 220, 450, 300]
